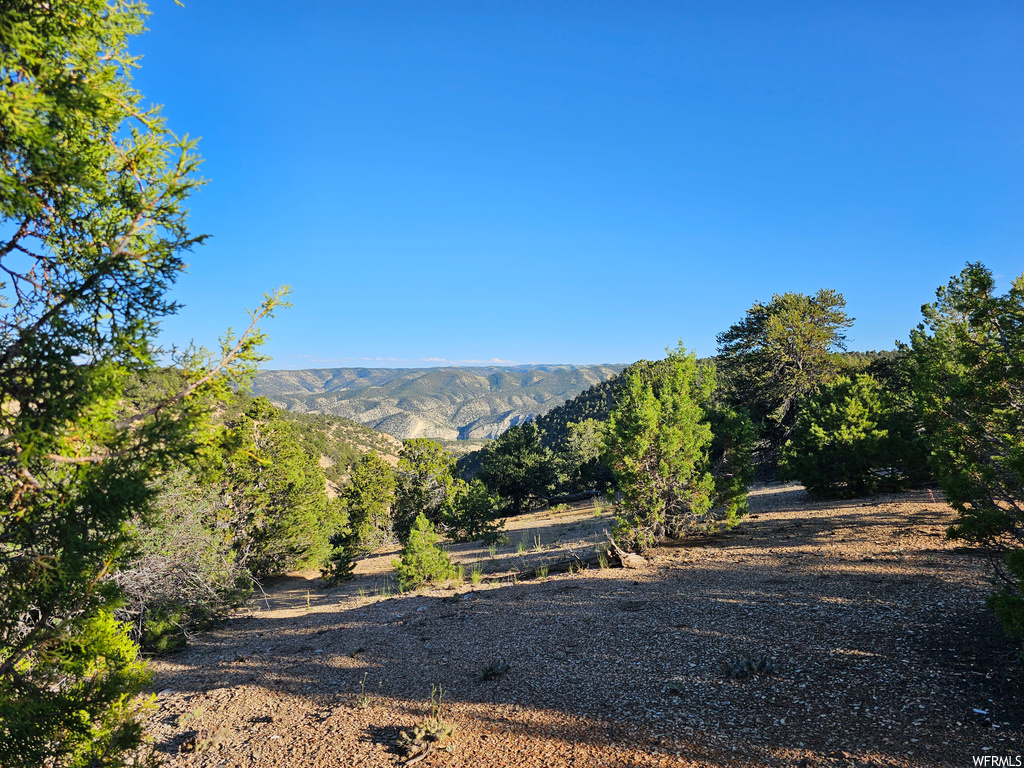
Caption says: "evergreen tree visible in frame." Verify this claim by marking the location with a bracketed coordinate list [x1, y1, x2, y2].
[393, 513, 457, 591]
[321, 528, 360, 585]
[551, 418, 613, 495]
[605, 345, 717, 552]
[446, 478, 505, 543]
[716, 290, 854, 466]
[779, 374, 889, 497]
[779, 371, 930, 498]
[0, 2, 285, 763]
[910, 263, 1024, 652]
[221, 398, 344, 577]
[479, 422, 554, 514]
[344, 452, 397, 552]
[393, 438, 459, 541]
[705, 403, 757, 526]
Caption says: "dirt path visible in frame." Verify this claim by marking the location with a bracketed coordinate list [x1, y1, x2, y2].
[142, 486, 1023, 768]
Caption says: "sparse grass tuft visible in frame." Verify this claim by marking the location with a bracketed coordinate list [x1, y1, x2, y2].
[354, 672, 371, 709]
[396, 685, 454, 763]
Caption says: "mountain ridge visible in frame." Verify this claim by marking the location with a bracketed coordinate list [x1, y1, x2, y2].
[251, 364, 625, 440]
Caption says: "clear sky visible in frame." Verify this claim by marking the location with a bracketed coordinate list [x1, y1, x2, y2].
[134, 1, 1023, 369]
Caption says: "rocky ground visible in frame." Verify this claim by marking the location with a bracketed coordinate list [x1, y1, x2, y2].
[142, 485, 1024, 768]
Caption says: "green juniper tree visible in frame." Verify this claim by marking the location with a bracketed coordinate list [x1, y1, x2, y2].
[910, 263, 1024, 652]
[392, 512, 457, 592]
[0, 2, 286, 764]
[446, 478, 504, 543]
[478, 422, 554, 514]
[778, 371, 929, 498]
[393, 439, 459, 541]
[551, 418, 613, 496]
[343, 451, 397, 552]
[779, 374, 889, 497]
[221, 398, 344, 578]
[605, 345, 717, 552]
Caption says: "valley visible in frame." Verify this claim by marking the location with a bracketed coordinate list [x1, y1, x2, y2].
[251, 365, 625, 440]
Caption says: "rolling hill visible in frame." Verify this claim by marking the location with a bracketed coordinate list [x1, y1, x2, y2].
[250, 365, 625, 440]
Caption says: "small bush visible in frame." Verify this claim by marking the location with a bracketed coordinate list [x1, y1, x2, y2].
[321, 529, 359, 585]
[141, 607, 188, 655]
[392, 513, 457, 591]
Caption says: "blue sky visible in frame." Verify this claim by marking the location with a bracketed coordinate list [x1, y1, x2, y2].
[135, 1, 1023, 369]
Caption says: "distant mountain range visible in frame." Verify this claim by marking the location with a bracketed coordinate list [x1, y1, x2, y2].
[250, 365, 625, 440]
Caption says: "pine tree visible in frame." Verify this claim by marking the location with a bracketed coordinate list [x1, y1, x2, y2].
[393, 439, 459, 541]
[779, 372, 929, 498]
[716, 290, 854, 467]
[911, 263, 1024, 652]
[221, 398, 344, 577]
[479, 422, 554, 514]
[446, 479, 505, 543]
[779, 374, 889, 497]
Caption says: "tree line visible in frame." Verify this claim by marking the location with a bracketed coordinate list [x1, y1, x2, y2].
[452, 273, 1023, 659]
[1, 2, 1021, 766]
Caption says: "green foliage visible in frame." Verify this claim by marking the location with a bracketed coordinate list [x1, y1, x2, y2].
[392, 513, 457, 591]
[343, 452, 397, 552]
[0, 2, 286, 763]
[140, 607, 189, 655]
[321, 528, 360, 585]
[716, 290, 854, 463]
[276, 408, 394, 486]
[865, 352, 932, 487]
[779, 372, 930, 498]
[393, 439, 459, 540]
[479, 422, 555, 514]
[533, 374, 627, 449]
[910, 263, 1024, 651]
[221, 398, 345, 577]
[779, 375, 889, 497]
[446, 478, 505, 542]
[605, 345, 717, 552]
[705, 404, 757, 526]
[0, 611, 153, 768]
[551, 418, 614, 495]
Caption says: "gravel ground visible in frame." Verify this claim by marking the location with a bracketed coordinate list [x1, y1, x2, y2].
[142, 485, 1024, 768]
